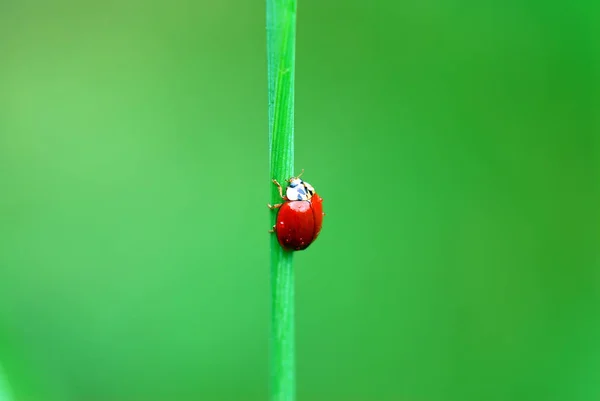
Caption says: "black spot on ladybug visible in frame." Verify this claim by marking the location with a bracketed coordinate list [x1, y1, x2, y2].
[289, 181, 298, 188]
[297, 195, 303, 200]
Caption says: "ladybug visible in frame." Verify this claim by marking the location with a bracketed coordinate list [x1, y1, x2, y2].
[268, 172, 324, 251]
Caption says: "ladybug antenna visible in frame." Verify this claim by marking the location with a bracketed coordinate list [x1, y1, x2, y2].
[288, 169, 304, 182]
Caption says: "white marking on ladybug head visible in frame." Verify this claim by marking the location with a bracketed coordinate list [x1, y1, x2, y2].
[304, 182, 315, 196]
[289, 178, 303, 188]
[286, 179, 314, 201]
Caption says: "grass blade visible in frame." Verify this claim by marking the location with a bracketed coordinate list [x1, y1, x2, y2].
[267, 0, 297, 400]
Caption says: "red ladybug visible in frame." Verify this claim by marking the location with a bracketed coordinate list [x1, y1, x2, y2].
[268, 173, 324, 251]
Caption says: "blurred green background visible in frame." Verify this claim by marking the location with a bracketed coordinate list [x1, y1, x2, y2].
[0, 1, 598, 400]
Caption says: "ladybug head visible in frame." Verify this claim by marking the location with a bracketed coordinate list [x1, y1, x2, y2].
[286, 177, 315, 201]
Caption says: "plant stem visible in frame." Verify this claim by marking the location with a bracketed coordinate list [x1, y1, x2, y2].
[267, 0, 297, 400]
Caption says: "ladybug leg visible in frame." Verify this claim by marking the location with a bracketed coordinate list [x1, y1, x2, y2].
[268, 225, 276, 233]
[271, 179, 287, 200]
[267, 203, 283, 209]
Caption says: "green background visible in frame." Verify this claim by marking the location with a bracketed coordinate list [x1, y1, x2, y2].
[0, 1, 598, 400]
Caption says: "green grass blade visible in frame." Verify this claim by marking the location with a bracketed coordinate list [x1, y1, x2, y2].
[267, 0, 297, 400]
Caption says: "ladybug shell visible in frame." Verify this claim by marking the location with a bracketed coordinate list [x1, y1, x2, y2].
[275, 193, 324, 251]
